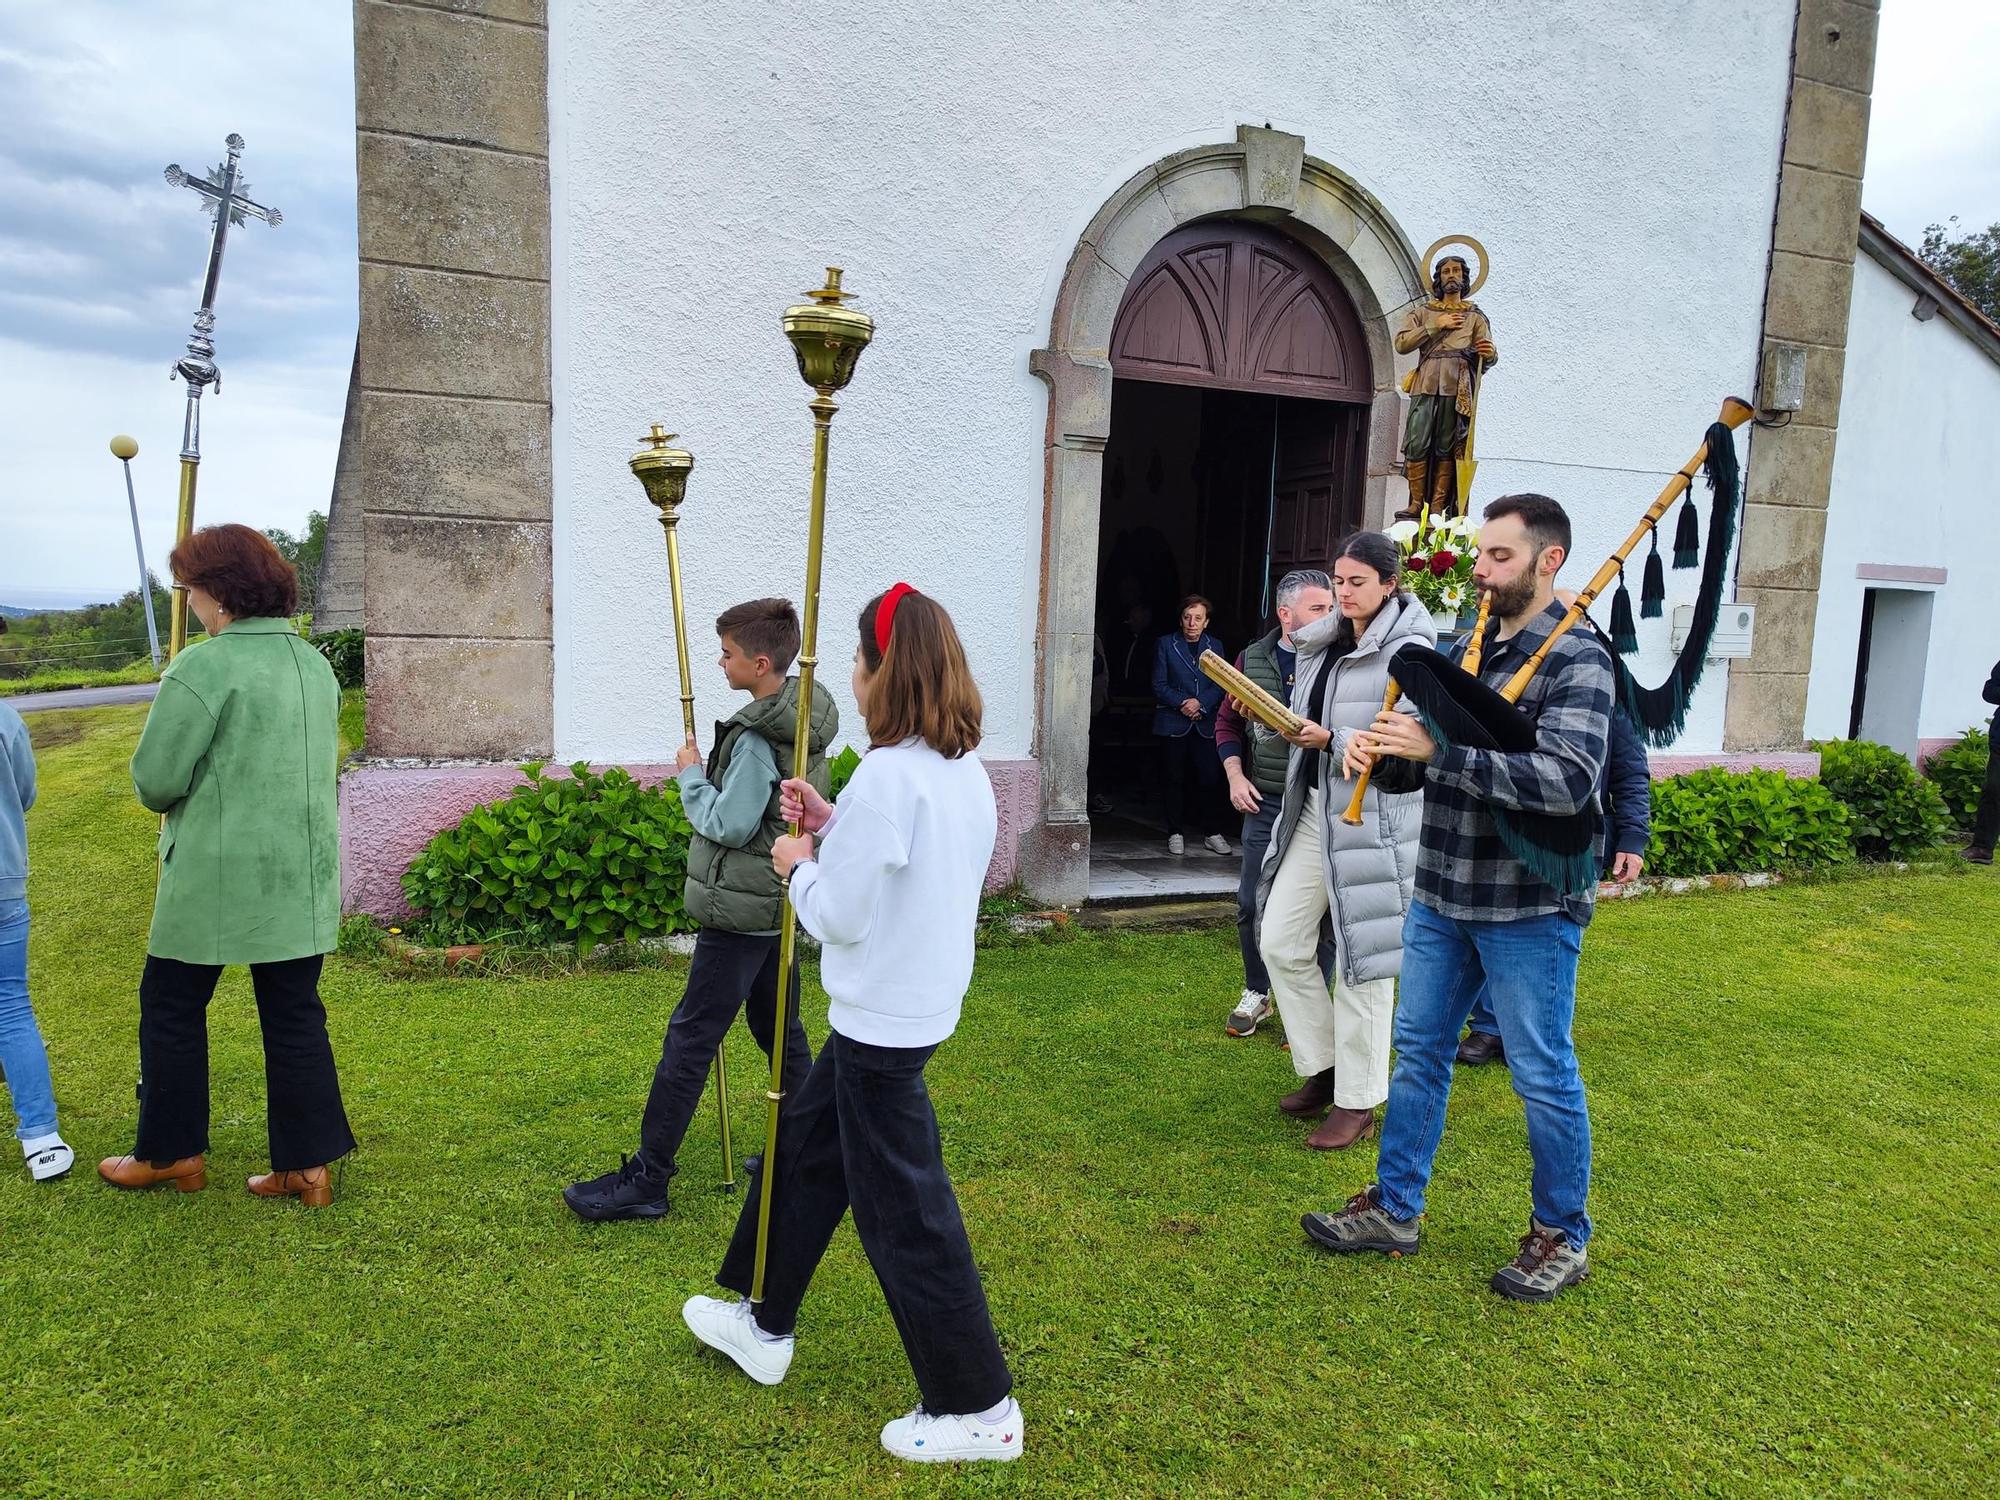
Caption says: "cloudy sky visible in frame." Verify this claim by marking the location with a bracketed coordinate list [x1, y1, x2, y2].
[1, 2, 1996, 610]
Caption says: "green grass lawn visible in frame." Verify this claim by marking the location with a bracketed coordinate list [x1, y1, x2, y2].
[3, 706, 1995, 1497]
[0, 658, 160, 697]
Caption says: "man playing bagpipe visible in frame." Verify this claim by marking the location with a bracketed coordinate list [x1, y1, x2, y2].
[1300, 494, 1610, 1302]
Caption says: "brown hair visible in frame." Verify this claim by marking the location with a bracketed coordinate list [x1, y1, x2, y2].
[1484, 493, 1572, 563]
[1179, 594, 1214, 625]
[857, 590, 983, 758]
[168, 523, 298, 618]
[715, 597, 800, 673]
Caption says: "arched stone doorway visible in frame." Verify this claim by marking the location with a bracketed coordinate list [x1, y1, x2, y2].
[1025, 126, 1425, 904]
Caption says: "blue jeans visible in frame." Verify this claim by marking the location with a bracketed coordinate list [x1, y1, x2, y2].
[0, 899, 59, 1140]
[1237, 801, 1334, 995]
[1375, 900, 1592, 1247]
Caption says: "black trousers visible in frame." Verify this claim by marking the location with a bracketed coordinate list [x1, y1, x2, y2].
[637, 927, 811, 1182]
[1159, 730, 1222, 837]
[716, 1030, 1011, 1416]
[1973, 732, 2000, 850]
[135, 954, 356, 1171]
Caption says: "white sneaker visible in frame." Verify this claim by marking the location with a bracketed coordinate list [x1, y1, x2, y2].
[1226, 989, 1274, 1037]
[22, 1132, 73, 1183]
[682, 1294, 793, 1385]
[1166, 834, 1185, 855]
[880, 1399, 1024, 1462]
[1204, 834, 1232, 855]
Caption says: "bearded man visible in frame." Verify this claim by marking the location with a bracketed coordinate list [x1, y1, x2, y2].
[1395, 254, 1497, 520]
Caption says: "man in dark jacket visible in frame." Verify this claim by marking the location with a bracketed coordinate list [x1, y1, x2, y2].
[1455, 703, 1650, 1066]
[1964, 658, 2000, 865]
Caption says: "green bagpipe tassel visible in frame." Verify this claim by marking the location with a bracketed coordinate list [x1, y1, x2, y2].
[1641, 528, 1666, 618]
[1672, 484, 1701, 568]
[1608, 565, 1639, 655]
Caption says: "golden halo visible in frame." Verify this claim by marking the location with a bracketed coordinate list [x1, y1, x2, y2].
[1420, 235, 1489, 295]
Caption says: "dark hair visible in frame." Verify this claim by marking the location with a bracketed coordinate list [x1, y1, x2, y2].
[1333, 529, 1401, 585]
[1330, 529, 1406, 644]
[1431, 255, 1471, 299]
[715, 597, 800, 673]
[168, 523, 298, 618]
[1483, 493, 1572, 563]
[1178, 595, 1214, 625]
[857, 590, 983, 758]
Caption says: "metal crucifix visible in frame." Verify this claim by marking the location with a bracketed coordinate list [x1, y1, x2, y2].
[160, 132, 282, 656]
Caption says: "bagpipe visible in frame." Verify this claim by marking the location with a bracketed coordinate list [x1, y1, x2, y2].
[1350, 395, 1756, 894]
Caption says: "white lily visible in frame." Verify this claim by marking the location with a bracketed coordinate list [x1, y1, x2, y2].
[1388, 518, 1420, 545]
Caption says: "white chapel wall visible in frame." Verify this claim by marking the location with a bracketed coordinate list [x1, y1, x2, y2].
[546, 1, 1794, 763]
[1805, 251, 2000, 748]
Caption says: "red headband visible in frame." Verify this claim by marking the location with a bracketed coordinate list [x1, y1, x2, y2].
[874, 582, 918, 655]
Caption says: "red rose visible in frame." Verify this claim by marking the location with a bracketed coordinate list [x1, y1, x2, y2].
[1429, 549, 1457, 576]
[1406, 555, 1428, 574]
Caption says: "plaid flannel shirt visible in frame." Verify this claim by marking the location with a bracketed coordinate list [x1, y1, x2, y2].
[1373, 599, 1614, 926]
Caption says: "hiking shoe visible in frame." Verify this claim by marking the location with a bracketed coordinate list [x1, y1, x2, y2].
[1226, 989, 1274, 1037]
[1203, 833, 1232, 855]
[1491, 1220, 1590, 1302]
[1166, 833, 1185, 855]
[880, 1400, 1024, 1463]
[1301, 1186, 1421, 1257]
[1456, 1030, 1505, 1066]
[683, 1294, 794, 1385]
[1965, 845, 1994, 866]
[562, 1153, 669, 1222]
[23, 1132, 73, 1183]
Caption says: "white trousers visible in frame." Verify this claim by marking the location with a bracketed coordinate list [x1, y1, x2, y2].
[1258, 789, 1398, 1109]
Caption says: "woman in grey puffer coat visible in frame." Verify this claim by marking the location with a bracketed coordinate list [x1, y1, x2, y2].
[1255, 530, 1435, 1150]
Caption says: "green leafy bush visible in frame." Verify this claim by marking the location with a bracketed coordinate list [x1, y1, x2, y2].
[1812, 738, 1952, 860]
[828, 745, 862, 798]
[401, 761, 695, 952]
[1646, 768, 1853, 877]
[312, 628, 366, 690]
[1924, 726, 1992, 829]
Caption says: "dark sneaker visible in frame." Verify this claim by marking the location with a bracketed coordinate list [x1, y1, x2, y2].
[1456, 1030, 1506, 1066]
[563, 1153, 669, 1222]
[1300, 1186, 1421, 1257]
[1490, 1220, 1589, 1302]
[1964, 845, 1994, 866]
[1226, 989, 1274, 1037]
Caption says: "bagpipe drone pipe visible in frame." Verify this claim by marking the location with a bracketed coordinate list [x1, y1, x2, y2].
[1382, 397, 1756, 895]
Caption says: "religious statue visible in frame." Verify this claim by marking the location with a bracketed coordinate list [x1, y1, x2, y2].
[1395, 242, 1496, 520]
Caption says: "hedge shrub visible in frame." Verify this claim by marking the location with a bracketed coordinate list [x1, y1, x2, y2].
[312, 628, 365, 690]
[1924, 726, 1991, 829]
[1812, 737, 1952, 860]
[402, 762, 695, 952]
[1646, 768, 1853, 877]
[402, 742, 867, 952]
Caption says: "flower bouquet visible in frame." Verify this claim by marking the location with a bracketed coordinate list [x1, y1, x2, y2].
[1387, 512, 1479, 626]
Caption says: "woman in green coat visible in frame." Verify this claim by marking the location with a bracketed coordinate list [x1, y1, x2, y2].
[99, 525, 355, 1207]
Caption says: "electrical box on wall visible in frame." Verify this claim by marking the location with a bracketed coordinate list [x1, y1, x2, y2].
[1671, 602, 1756, 658]
[1760, 343, 1807, 413]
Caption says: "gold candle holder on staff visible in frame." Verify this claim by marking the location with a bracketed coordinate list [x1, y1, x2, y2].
[629, 425, 735, 1192]
[750, 268, 875, 1313]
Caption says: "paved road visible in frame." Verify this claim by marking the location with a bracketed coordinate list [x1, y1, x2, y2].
[6, 682, 160, 713]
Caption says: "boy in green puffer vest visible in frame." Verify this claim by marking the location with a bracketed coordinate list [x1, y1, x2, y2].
[565, 598, 839, 1221]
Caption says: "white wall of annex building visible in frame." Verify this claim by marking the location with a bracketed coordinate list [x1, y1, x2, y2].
[548, 1, 1794, 762]
[1806, 252, 2000, 746]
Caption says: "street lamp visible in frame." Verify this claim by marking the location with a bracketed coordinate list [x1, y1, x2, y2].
[109, 434, 162, 667]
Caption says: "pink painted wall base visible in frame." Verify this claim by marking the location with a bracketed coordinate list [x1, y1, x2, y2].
[339, 756, 1041, 921]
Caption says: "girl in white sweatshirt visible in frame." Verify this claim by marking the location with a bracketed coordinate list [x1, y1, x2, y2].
[684, 585, 1020, 1464]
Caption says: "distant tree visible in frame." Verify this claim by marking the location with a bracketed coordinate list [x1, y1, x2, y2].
[1918, 217, 2000, 322]
[264, 510, 328, 610]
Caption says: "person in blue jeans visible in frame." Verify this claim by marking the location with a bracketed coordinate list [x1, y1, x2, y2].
[0, 693, 72, 1182]
[1458, 696, 1651, 1066]
[1299, 495, 1610, 1302]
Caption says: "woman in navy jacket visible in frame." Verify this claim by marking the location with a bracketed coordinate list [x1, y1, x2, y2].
[1151, 595, 1229, 856]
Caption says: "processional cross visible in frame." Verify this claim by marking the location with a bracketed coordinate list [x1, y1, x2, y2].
[160, 133, 282, 655]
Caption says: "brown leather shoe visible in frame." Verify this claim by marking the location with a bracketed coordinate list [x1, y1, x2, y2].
[1279, 1067, 1339, 1118]
[1306, 1106, 1377, 1151]
[99, 1153, 207, 1192]
[247, 1166, 334, 1208]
